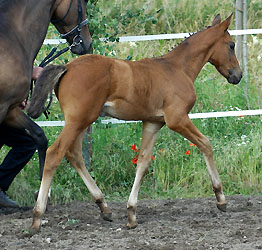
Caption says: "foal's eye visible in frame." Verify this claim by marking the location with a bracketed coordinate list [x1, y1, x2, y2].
[229, 42, 235, 50]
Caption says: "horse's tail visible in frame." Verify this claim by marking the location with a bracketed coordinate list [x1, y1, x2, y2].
[26, 65, 67, 119]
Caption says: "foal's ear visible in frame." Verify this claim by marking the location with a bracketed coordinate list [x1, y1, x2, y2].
[212, 14, 221, 26]
[220, 13, 233, 31]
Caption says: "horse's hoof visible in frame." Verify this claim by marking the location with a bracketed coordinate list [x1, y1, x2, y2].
[126, 222, 137, 229]
[101, 212, 113, 222]
[217, 202, 227, 212]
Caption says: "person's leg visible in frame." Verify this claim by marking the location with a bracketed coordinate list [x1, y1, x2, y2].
[0, 124, 36, 207]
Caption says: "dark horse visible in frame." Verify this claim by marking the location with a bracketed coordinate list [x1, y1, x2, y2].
[27, 14, 242, 232]
[0, 0, 92, 179]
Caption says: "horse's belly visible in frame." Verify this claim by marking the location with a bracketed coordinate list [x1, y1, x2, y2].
[100, 101, 164, 122]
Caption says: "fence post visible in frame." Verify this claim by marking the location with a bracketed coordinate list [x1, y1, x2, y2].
[82, 126, 93, 171]
[235, 0, 243, 63]
[243, 0, 250, 109]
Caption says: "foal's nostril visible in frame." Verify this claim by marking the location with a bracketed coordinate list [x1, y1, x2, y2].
[228, 69, 233, 75]
[227, 68, 242, 84]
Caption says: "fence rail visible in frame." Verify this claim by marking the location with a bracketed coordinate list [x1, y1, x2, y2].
[36, 110, 262, 127]
[43, 29, 262, 45]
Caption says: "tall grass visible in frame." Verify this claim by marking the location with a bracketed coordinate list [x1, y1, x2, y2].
[1, 0, 262, 206]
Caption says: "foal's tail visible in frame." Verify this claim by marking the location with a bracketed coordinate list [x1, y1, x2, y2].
[26, 65, 67, 119]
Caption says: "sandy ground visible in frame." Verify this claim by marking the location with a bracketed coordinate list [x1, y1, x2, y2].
[0, 195, 262, 249]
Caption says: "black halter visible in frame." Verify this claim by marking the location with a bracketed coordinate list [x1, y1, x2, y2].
[51, 0, 89, 50]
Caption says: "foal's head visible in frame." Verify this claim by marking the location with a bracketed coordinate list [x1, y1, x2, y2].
[52, 0, 92, 55]
[208, 14, 242, 84]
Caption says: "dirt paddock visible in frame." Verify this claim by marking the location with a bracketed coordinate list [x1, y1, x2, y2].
[0, 195, 262, 249]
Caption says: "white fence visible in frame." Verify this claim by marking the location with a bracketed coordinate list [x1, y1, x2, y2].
[44, 29, 262, 44]
[36, 110, 262, 127]
[39, 29, 262, 126]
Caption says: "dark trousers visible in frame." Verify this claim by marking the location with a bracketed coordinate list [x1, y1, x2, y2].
[0, 124, 36, 191]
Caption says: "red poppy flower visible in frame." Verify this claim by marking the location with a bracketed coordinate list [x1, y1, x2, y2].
[189, 143, 196, 147]
[185, 150, 191, 155]
[151, 156, 155, 160]
[131, 144, 138, 152]
[132, 157, 138, 164]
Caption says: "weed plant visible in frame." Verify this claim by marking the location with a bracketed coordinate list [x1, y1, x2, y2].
[1, 0, 261, 206]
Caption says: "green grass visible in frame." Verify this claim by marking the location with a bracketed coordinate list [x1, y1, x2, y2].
[1, 0, 262, 206]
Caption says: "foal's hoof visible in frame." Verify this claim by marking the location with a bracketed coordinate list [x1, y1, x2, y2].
[126, 222, 137, 230]
[101, 212, 113, 222]
[27, 226, 40, 237]
[217, 202, 227, 212]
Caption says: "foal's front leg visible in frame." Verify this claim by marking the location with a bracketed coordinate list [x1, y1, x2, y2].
[127, 122, 163, 229]
[166, 114, 227, 211]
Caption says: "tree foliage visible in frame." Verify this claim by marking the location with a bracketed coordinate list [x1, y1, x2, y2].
[86, 0, 160, 55]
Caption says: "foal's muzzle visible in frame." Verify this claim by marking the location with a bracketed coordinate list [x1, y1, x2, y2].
[227, 68, 242, 85]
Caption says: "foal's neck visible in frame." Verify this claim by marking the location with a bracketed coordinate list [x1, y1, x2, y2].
[165, 27, 220, 82]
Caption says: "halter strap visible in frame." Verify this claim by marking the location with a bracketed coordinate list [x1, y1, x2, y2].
[51, 0, 74, 24]
[60, 18, 89, 39]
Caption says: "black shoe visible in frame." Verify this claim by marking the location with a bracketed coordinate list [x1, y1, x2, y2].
[0, 189, 19, 208]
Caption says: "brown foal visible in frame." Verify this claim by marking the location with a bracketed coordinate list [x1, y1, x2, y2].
[27, 14, 242, 232]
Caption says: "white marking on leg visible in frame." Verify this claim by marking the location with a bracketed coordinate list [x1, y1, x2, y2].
[127, 122, 163, 227]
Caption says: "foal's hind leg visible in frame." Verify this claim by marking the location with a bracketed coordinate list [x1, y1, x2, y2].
[127, 122, 163, 229]
[165, 114, 226, 211]
[65, 130, 112, 221]
[30, 124, 84, 233]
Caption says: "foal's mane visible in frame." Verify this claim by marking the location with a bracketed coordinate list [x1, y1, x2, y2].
[168, 25, 212, 52]
[182, 25, 212, 43]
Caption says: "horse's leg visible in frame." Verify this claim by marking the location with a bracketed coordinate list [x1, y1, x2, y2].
[165, 113, 226, 211]
[4, 107, 47, 180]
[65, 130, 112, 221]
[127, 122, 163, 229]
[30, 124, 84, 233]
